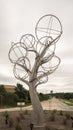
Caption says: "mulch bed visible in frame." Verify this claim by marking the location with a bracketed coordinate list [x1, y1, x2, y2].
[0, 110, 73, 130]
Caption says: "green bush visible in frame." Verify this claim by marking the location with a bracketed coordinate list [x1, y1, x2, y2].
[3, 111, 9, 118]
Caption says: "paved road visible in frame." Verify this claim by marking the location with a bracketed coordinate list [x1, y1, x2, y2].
[0, 105, 32, 112]
[41, 97, 73, 111]
[0, 97, 73, 112]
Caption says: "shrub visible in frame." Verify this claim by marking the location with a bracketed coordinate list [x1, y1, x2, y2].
[15, 124, 22, 130]
[19, 113, 25, 120]
[63, 118, 67, 125]
[59, 110, 63, 116]
[65, 113, 70, 119]
[3, 111, 9, 124]
[44, 110, 47, 114]
[45, 124, 51, 130]
[3, 111, 9, 117]
[52, 109, 57, 115]
[9, 117, 14, 127]
[50, 114, 55, 121]
[24, 110, 28, 115]
[16, 116, 21, 123]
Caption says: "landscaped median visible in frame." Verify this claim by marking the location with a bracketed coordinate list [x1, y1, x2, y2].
[63, 100, 73, 106]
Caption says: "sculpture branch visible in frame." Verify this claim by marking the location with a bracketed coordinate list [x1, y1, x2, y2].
[17, 77, 29, 86]
[16, 63, 31, 74]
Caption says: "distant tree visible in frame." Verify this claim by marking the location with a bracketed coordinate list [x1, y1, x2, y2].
[63, 93, 72, 100]
[0, 85, 6, 94]
[15, 83, 30, 102]
[3, 93, 18, 106]
[38, 93, 44, 101]
[53, 92, 73, 100]
[38, 93, 49, 101]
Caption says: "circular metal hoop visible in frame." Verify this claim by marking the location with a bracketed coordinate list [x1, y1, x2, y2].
[35, 14, 62, 43]
[36, 36, 56, 58]
[42, 55, 61, 73]
[8, 42, 27, 63]
[13, 56, 30, 80]
[36, 71, 48, 85]
[20, 34, 35, 49]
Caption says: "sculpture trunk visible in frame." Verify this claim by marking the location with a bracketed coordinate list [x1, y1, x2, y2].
[29, 85, 45, 125]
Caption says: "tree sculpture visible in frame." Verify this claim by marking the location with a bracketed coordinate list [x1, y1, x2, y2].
[8, 14, 62, 125]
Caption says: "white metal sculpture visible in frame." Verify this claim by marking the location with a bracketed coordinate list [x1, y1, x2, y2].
[8, 14, 62, 125]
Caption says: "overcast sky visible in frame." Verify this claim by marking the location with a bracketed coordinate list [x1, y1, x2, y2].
[0, 0, 73, 93]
